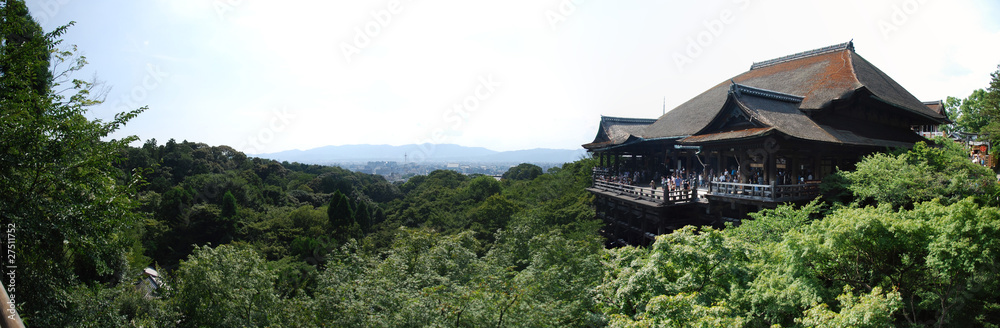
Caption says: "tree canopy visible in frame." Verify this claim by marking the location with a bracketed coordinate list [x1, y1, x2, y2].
[945, 65, 1000, 157]
[502, 163, 543, 181]
[824, 138, 998, 209]
[945, 89, 993, 134]
[1, 1, 146, 324]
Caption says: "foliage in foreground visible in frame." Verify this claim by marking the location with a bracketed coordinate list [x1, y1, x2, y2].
[600, 197, 1000, 327]
[824, 138, 998, 208]
[1, 2, 148, 326]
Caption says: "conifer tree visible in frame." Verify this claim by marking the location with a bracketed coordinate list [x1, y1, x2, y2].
[221, 190, 238, 218]
[327, 190, 358, 241]
[356, 200, 371, 233]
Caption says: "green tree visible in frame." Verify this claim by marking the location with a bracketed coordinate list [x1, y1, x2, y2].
[174, 244, 279, 327]
[795, 286, 901, 328]
[465, 175, 501, 201]
[946, 65, 1000, 158]
[0, 0, 50, 96]
[355, 199, 372, 233]
[62, 278, 181, 328]
[598, 226, 749, 322]
[289, 204, 327, 238]
[503, 163, 543, 181]
[158, 186, 192, 221]
[982, 65, 1000, 157]
[327, 190, 359, 241]
[726, 199, 821, 247]
[509, 231, 605, 326]
[221, 190, 238, 218]
[782, 199, 1000, 326]
[315, 230, 481, 327]
[942, 96, 962, 135]
[0, 1, 146, 324]
[607, 292, 743, 328]
[468, 194, 519, 240]
[826, 139, 997, 208]
[949, 89, 993, 134]
[327, 190, 354, 223]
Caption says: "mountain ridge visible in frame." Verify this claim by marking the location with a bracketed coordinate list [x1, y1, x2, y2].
[256, 143, 588, 164]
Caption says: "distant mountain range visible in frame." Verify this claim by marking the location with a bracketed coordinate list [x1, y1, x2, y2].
[257, 144, 589, 164]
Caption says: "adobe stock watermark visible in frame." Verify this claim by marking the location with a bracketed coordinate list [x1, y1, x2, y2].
[877, 0, 930, 40]
[4, 223, 16, 322]
[240, 107, 297, 155]
[672, 0, 751, 73]
[115, 63, 169, 113]
[340, 0, 414, 63]
[31, 0, 72, 26]
[213, 0, 245, 20]
[411, 74, 501, 163]
[545, 0, 587, 31]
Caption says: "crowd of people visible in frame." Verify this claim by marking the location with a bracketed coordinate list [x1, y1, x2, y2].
[972, 152, 991, 167]
[594, 167, 707, 192]
[594, 166, 818, 190]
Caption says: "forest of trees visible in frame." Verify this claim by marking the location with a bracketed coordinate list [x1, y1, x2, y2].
[4, 1, 1000, 326]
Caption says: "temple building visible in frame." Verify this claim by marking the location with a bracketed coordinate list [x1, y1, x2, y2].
[913, 100, 948, 139]
[585, 42, 949, 246]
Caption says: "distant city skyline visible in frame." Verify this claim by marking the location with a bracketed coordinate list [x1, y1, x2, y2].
[256, 143, 589, 165]
[26, 0, 1000, 153]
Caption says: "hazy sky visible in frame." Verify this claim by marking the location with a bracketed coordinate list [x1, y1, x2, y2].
[24, 0, 1000, 153]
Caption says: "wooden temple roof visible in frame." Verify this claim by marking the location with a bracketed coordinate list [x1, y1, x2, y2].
[922, 100, 951, 122]
[678, 82, 923, 148]
[582, 116, 658, 150]
[585, 41, 948, 151]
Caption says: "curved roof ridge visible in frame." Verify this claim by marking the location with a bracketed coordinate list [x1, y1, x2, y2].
[600, 115, 658, 124]
[730, 82, 805, 103]
[750, 41, 854, 70]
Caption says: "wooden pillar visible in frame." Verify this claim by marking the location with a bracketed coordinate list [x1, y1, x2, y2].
[611, 153, 617, 175]
[631, 154, 638, 178]
[716, 151, 723, 178]
[615, 152, 622, 176]
[738, 152, 750, 183]
[685, 152, 693, 175]
[767, 153, 777, 185]
[667, 150, 678, 175]
[789, 156, 797, 184]
[811, 154, 820, 181]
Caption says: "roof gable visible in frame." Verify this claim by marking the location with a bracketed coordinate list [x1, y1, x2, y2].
[683, 83, 840, 144]
[642, 42, 947, 141]
[697, 84, 785, 135]
[923, 100, 945, 115]
[583, 116, 657, 150]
